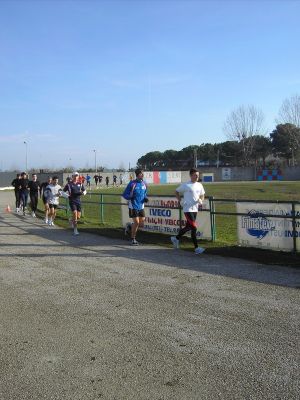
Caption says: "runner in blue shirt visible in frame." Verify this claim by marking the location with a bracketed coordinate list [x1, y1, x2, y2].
[63, 172, 86, 235]
[86, 174, 91, 188]
[122, 168, 148, 245]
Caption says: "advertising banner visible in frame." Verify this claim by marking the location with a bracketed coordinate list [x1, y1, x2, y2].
[159, 171, 167, 184]
[202, 173, 214, 182]
[167, 171, 181, 183]
[222, 168, 231, 180]
[237, 202, 297, 251]
[153, 171, 160, 184]
[296, 204, 300, 252]
[121, 196, 212, 240]
[143, 171, 182, 184]
[143, 171, 153, 184]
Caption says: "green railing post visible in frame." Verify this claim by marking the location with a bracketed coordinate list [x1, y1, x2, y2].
[292, 202, 297, 253]
[209, 196, 216, 241]
[64, 198, 70, 219]
[100, 193, 104, 223]
[179, 202, 183, 229]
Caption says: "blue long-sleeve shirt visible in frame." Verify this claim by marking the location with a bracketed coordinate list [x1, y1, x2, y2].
[122, 179, 148, 210]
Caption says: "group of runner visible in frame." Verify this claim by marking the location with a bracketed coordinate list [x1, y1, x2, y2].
[11, 171, 86, 236]
[122, 168, 205, 253]
[93, 173, 124, 187]
[10, 168, 205, 250]
[11, 172, 40, 217]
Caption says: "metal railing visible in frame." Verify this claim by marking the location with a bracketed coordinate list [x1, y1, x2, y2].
[58, 193, 300, 252]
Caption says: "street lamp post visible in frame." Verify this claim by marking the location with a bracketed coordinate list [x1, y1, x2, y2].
[24, 141, 28, 172]
[93, 150, 97, 173]
[193, 148, 197, 168]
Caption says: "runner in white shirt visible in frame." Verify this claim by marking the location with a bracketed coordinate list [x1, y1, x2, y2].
[44, 176, 62, 226]
[171, 168, 205, 254]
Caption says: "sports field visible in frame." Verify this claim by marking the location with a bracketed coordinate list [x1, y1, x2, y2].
[46, 181, 300, 267]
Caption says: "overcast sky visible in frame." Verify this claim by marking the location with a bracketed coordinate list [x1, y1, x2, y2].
[1, 0, 300, 171]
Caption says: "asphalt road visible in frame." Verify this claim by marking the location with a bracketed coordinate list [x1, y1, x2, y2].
[0, 191, 299, 400]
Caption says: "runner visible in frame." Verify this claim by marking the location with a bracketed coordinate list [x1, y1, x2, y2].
[122, 168, 148, 245]
[19, 172, 29, 216]
[63, 172, 86, 236]
[170, 168, 205, 254]
[44, 176, 61, 226]
[11, 173, 21, 212]
[93, 174, 99, 187]
[28, 173, 40, 217]
[86, 174, 91, 188]
[40, 176, 52, 224]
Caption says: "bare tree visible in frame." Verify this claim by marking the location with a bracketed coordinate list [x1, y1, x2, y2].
[223, 105, 265, 165]
[277, 94, 300, 148]
[277, 94, 300, 128]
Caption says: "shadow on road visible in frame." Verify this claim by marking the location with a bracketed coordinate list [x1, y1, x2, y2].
[0, 213, 299, 289]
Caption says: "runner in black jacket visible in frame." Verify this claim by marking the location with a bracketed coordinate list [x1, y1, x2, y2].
[11, 173, 21, 212]
[19, 172, 29, 216]
[28, 173, 40, 217]
[40, 176, 52, 224]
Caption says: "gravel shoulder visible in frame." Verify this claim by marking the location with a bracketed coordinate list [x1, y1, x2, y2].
[0, 191, 299, 400]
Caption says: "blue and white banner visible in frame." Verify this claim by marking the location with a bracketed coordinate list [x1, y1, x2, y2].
[121, 196, 212, 240]
[237, 202, 298, 251]
[222, 168, 231, 180]
[143, 171, 181, 185]
[296, 204, 300, 252]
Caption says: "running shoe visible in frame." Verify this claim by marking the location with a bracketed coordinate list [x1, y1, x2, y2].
[170, 236, 180, 249]
[131, 239, 139, 246]
[73, 229, 79, 236]
[31, 212, 36, 217]
[194, 247, 205, 254]
[124, 222, 132, 236]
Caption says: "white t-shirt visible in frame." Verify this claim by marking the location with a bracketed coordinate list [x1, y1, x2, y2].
[45, 184, 62, 205]
[176, 181, 205, 212]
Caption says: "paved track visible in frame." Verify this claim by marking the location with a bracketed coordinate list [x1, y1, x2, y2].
[0, 191, 299, 400]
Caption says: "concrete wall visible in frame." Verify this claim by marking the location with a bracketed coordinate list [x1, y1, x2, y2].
[0, 172, 64, 188]
[196, 167, 255, 182]
[0, 172, 19, 188]
[1, 166, 299, 188]
[283, 166, 300, 181]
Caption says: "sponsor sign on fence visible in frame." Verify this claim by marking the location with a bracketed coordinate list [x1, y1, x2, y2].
[237, 202, 300, 251]
[121, 196, 212, 240]
[142, 171, 181, 185]
[222, 168, 231, 180]
[296, 204, 300, 252]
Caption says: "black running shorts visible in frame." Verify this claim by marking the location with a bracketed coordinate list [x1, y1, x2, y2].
[129, 209, 145, 218]
[69, 202, 82, 212]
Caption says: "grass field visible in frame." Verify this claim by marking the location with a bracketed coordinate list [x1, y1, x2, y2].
[40, 181, 300, 267]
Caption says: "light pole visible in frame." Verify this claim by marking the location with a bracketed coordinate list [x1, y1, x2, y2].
[93, 149, 97, 173]
[216, 149, 220, 168]
[24, 141, 28, 172]
[193, 148, 197, 168]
